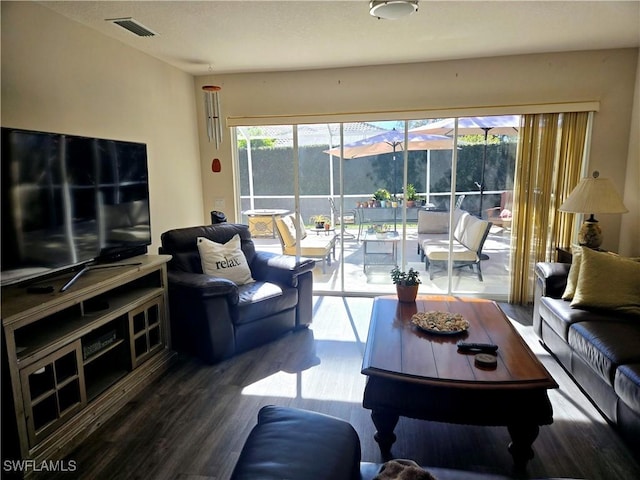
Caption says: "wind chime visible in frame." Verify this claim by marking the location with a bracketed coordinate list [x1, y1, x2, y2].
[202, 84, 222, 149]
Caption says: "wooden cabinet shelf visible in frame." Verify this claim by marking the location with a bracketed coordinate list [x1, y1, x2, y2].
[83, 338, 125, 365]
[85, 368, 129, 402]
[2, 255, 174, 476]
[14, 287, 165, 365]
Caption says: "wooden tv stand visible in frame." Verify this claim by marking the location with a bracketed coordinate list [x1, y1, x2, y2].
[1, 255, 175, 476]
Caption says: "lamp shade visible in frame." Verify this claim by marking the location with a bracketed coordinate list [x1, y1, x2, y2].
[559, 172, 628, 214]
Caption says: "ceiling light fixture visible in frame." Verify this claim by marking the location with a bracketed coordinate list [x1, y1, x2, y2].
[369, 1, 419, 20]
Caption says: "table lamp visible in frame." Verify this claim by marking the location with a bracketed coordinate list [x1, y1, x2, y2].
[558, 171, 628, 248]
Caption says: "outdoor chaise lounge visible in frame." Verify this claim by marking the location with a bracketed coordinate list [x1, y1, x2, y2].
[275, 214, 337, 273]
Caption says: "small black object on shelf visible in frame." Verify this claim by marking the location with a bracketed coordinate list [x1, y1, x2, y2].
[211, 211, 227, 224]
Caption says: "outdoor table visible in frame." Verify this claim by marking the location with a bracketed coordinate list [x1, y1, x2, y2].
[362, 231, 401, 273]
[358, 205, 432, 230]
[311, 227, 336, 236]
[243, 209, 290, 238]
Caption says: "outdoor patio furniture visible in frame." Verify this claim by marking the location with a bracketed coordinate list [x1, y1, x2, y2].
[275, 213, 337, 273]
[243, 208, 290, 238]
[329, 197, 361, 240]
[362, 231, 400, 273]
[359, 204, 421, 226]
[416, 208, 464, 260]
[423, 212, 492, 281]
[486, 191, 513, 229]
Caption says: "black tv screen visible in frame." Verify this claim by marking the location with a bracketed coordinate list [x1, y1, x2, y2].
[1, 127, 152, 286]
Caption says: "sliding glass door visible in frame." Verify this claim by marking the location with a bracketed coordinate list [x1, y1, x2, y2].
[414, 116, 518, 298]
[234, 116, 518, 300]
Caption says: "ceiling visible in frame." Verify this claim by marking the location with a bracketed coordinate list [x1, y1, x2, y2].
[40, 1, 640, 76]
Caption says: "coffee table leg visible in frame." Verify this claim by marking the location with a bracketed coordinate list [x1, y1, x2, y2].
[507, 423, 539, 470]
[371, 410, 399, 457]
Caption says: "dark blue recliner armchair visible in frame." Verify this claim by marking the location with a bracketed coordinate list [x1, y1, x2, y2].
[160, 223, 315, 364]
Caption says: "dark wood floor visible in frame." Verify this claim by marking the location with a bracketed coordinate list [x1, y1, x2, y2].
[49, 297, 639, 480]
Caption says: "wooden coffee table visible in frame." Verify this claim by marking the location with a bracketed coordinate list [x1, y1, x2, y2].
[361, 295, 558, 470]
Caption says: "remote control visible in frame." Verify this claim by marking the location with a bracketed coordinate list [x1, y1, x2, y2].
[456, 341, 499, 353]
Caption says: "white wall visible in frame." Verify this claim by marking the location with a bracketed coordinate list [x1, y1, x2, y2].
[620, 57, 640, 255]
[199, 49, 639, 255]
[1, 2, 204, 255]
[2, 2, 637, 256]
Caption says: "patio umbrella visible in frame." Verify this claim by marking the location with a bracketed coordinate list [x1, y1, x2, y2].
[411, 115, 521, 215]
[325, 128, 451, 160]
[325, 129, 451, 230]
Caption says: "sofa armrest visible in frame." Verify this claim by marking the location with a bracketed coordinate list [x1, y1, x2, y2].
[251, 251, 316, 287]
[533, 262, 570, 338]
[534, 262, 570, 299]
[167, 270, 239, 304]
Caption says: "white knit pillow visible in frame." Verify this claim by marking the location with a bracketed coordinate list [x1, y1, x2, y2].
[197, 234, 255, 285]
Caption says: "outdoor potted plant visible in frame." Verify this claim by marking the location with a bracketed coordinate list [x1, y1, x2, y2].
[373, 188, 391, 208]
[310, 214, 329, 229]
[374, 224, 391, 239]
[404, 184, 418, 208]
[390, 266, 421, 303]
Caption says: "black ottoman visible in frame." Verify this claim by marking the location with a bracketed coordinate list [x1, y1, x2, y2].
[231, 405, 581, 480]
[230, 405, 361, 480]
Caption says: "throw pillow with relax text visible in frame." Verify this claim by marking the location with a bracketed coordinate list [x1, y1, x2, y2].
[197, 234, 255, 285]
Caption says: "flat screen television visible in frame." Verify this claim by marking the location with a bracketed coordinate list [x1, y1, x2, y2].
[1, 127, 152, 286]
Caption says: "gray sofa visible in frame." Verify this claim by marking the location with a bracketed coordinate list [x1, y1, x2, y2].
[533, 261, 640, 455]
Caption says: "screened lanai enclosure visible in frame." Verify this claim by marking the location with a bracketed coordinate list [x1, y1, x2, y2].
[233, 117, 520, 300]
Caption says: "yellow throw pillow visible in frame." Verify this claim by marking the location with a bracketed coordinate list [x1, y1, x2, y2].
[571, 247, 640, 316]
[197, 234, 255, 285]
[562, 245, 583, 300]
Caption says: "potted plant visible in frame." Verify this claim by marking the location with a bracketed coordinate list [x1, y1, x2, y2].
[404, 184, 418, 207]
[373, 188, 391, 208]
[390, 266, 421, 303]
[310, 214, 329, 229]
[374, 224, 391, 238]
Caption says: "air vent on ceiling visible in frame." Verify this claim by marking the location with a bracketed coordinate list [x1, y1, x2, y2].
[106, 17, 158, 37]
